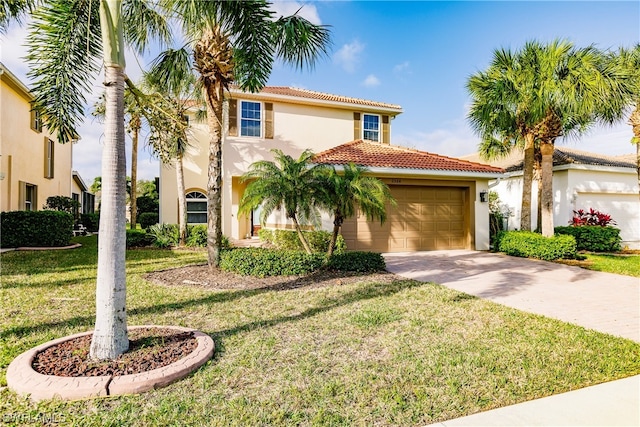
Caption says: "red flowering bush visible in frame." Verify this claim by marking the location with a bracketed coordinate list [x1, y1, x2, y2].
[571, 208, 616, 227]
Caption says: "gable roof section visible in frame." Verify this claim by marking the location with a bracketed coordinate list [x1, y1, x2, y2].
[461, 146, 636, 172]
[314, 140, 504, 174]
[228, 86, 402, 114]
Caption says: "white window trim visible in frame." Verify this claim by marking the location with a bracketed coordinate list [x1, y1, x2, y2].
[362, 113, 381, 142]
[185, 191, 207, 224]
[239, 100, 263, 139]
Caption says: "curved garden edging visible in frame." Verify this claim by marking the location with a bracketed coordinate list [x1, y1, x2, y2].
[6, 325, 215, 402]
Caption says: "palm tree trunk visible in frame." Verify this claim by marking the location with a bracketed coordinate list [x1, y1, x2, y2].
[90, 62, 129, 360]
[327, 215, 343, 258]
[130, 120, 139, 229]
[540, 140, 555, 237]
[204, 83, 223, 269]
[534, 152, 542, 233]
[520, 133, 535, 231]
[176, 153, 187, 246]
[630, 106, 640, 193]
[291, 216, 313, 254]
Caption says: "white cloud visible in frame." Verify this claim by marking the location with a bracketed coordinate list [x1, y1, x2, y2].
[333, 40, 364, 73]
[393, 61, 411, 74]
[362, 74, 380, 87]
[270, 1, 322, 25]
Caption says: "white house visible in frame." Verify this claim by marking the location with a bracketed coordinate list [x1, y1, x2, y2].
[159, 87, 503, 252]
[464, 147, 640, 249]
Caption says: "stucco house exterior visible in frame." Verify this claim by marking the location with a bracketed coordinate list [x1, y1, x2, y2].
[159, 87, 503, 252]
[1, 63, 73, 213]
[464, 147, 640, 249]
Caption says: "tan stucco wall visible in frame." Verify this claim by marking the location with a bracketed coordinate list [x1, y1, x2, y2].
[1, 72, 73, 212]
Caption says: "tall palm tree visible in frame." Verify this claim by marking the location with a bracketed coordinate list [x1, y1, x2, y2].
[239, 149, 329, 254]
[150, 0, 331, 269]
[25, 0, 170, 360]
[615, 44, 640, 190]
[319, 163, 395, 257]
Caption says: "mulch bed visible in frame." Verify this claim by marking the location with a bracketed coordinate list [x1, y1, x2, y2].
[33, 328, 197, 377]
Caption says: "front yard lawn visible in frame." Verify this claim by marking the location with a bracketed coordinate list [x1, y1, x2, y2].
[2, 235, 639, 426]
[558, 253, 640, 277]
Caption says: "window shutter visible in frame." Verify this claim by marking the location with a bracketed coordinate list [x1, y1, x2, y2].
[382, 115, 390, 144]
[44, 138, 54, 178]
[353, 112, 361, 140]
[30, 103, 42, 133]
[19, 181, 26, 210]
[228, 99, 238, 136]
[265, 103, 274, 139]
[33, 185, 38, 211]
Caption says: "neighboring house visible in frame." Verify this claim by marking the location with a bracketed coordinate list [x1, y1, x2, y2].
[463, 147, 640, 249]
[159, 87, 503, 252]
[0, 62, 74, 213]
[71, 171, 95, 217]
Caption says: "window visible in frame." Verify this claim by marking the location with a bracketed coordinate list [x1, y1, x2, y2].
[44, 138, 54, 178]
[240, 101, 261, 137]
[186, 191, 207, 224]
[363, 114, 380, 142]
[19, 182, 37, 211]
[31, 103, 42, 133]
[72, 193, 80, 219]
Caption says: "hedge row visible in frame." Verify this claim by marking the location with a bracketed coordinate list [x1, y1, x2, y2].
[219, 248, 387, 277]
[554, 226, 621, 252]
[496, 231, 576, 261]
[1, 211, 73, 248]
[258, 229, 346, 254]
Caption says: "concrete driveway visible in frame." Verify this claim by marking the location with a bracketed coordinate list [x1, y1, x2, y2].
[384, 250, 639, 342]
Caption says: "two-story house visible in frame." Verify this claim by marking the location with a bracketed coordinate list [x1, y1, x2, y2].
[159, 87, 503, 252]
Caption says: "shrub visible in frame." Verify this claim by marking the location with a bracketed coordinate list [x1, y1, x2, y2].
[326, 251, 386, 273]
[139, 212, 159, 229]
[1, 211, 73, 247]
[220, 248, 325, 277]
[185, 225, 232, 249]
[136, 195, 159, 216]
[496, 231, 576, 261]
[259, 229, 345, 254]
[147, 224, 178, 248]
[126, 229, 155, 248]
[571, 208, 616, 226]
[44, 195, 80, 216]
[555, 226, 621, 252]
[80, 213, 100, 232]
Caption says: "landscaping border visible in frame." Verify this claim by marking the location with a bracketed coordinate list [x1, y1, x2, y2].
[6, 325, 214, 402]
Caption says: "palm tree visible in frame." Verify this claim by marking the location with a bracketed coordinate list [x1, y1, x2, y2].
[467, 46, 539, 232]
[150, 1, 331, 269]
[319, 163, 395, 257]
[239, 149, 329, 254]
[615, 44, 640, 190]
[25, 0, 170, 360]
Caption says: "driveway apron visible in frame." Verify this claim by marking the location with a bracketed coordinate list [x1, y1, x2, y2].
[384, 250, 640, 342]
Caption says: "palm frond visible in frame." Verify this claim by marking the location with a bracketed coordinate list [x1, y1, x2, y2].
[122, 0, 172, 54]
[0, 0, 37, 32]
[271, 13, 331, 71]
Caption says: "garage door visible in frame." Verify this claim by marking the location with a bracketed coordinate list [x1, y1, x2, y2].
[341, 185, 469, 252]
[575, 193, 640, 247]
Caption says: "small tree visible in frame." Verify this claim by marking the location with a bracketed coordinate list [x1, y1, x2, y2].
[44, 195, 80, 217]
[319, 163, 395, 257]
[239, 149, 329, 254]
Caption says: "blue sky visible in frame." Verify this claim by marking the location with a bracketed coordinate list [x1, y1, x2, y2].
[2, 1, 639, 184]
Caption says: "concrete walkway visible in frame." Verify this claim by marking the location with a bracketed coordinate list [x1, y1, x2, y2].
[384, 250, 640, 426]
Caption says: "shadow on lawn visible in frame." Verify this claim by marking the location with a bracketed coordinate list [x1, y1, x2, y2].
[1, 278, 426, 343]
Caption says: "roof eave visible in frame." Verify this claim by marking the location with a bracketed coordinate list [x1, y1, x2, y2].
[327, 164, 504, 179]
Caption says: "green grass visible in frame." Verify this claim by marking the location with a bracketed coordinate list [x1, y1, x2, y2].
[2, 235, 639, 426]
[559, 254, 640, 277]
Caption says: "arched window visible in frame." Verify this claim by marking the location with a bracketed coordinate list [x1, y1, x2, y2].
[186, 191, 207, 224]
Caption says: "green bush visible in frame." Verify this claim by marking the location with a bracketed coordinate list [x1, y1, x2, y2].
[555, 226, 621, 252]
[259, 229, 345, 254]
[147, 224, 178, 248]
[136, 195, 159, 216]
[1, 211, 73, 247]
[126, 229, 155, 248]
[80, 213, 100, 232]
[220, 248, 325, 277]
[185, 225, 232, 249]
[496, 231, 576, 261]
[139, 212, 159, 229]
[44, 195, 80, 216]
[326, 251, 386, 273]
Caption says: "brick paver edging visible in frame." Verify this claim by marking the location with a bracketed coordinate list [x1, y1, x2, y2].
[6, 325, 215, 402]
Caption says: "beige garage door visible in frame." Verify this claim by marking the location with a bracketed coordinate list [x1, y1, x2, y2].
[341, 186, 469, 252]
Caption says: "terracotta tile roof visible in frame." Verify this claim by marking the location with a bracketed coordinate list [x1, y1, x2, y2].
[228, 86, 402, 111]
[313, 140, 504, 174]
[461, 147, 636, 172]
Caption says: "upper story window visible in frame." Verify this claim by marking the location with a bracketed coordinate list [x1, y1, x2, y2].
[186, 191, 207, 224]
[31, 103, 42, 133]
[44, 138, 55, 179]
[363, 114, 380, 142]
[241, 101, 262, 137]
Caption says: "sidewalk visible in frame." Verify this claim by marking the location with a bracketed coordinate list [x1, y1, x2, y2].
[384, 251, 640, 426]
